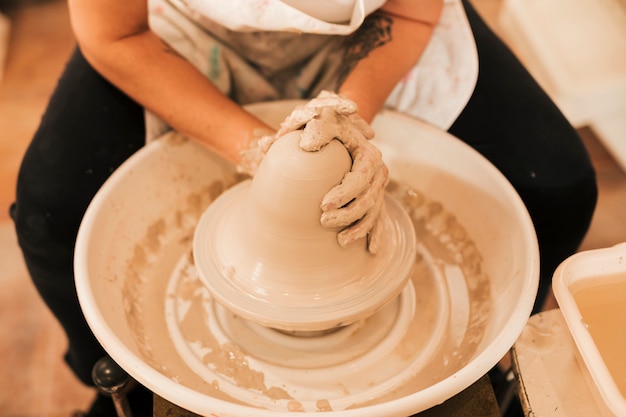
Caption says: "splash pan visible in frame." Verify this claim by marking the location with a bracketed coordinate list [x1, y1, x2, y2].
[75, 101, 539, 416]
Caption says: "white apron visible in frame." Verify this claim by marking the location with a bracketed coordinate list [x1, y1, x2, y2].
[146, 0, 478, 141]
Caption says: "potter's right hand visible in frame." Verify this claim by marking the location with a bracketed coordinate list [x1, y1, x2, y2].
[263, 91, 389, 254]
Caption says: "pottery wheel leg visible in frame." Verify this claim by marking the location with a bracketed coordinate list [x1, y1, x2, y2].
[92, 356, 135, 417]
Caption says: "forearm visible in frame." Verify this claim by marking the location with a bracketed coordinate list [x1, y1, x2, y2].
[68, 0, 270, 164]
[337, 0, 444, 122]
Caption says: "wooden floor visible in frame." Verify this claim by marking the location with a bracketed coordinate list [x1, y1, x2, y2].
[0, 1, 625, 416]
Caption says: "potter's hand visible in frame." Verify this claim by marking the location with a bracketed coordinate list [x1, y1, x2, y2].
[238, 128, 276, 176]
[263, 91, 389, 254]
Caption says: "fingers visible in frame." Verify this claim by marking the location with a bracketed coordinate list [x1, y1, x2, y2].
[308, 90, 358, 115]
[276, 92, 357, 137]
[258, 132, 278, 153]
[299, 114, 375, 153]
[266, 90, 388, 255]
[238, 128, 277, 175]
[365, 204, 386, 254]
[298, 108, 342, 151]
[337, 194, 385, 253]
[347, 113, 375, 140]
[260, 95, 372, 157]
[321, 171, 372, 222]
[278, 91, 371, 137]
[276, 106, 318, 136]
[323, 155, 387, 254]
[320, 143, 384, 210]
[321, 162, 387, 227]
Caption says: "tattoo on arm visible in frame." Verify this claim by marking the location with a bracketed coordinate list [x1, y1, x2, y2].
[336, 13, 393, 88]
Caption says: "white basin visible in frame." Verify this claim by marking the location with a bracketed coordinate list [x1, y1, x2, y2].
[75, 101, 539, 416]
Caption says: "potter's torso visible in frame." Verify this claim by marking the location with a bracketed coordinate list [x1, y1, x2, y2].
[146, 0, 478, 138]
[161, 0, 386, 75]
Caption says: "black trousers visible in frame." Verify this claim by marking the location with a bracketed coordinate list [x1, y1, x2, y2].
[10, 1, 597, 387]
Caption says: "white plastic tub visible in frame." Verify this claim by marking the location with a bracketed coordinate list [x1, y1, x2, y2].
[553, 243, 626, 417]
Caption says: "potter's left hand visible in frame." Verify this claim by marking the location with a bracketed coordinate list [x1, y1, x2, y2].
[262, 91, 389, 254]
[238, 127, 277, 176]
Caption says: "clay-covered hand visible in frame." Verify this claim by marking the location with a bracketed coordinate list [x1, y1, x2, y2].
[237, 128, 277, 176]
[262, 91, 389, 253]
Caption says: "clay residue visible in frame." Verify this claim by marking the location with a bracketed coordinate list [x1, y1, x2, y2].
[352, 181, 492, 407]
[123, 178, 493, 413]
[178, 284, 292, 400]
[389, 180, 491, 360]
[316, 399, 333, 412]
[122, 175, 241, 379]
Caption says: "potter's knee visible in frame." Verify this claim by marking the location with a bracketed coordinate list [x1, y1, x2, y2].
[527, 169, 597, 269]
[561, 167, 597, 223]
[11, 172, 79, 268]
[529, 161, 597, 222]
[519, 164, 596, 253]
[12, 204, 74, 265]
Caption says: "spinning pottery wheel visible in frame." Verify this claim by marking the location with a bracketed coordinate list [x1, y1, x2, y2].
[75, 101, 539, 416]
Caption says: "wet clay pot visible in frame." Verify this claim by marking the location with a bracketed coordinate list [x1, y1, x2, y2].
[193, 130, 416, 332]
